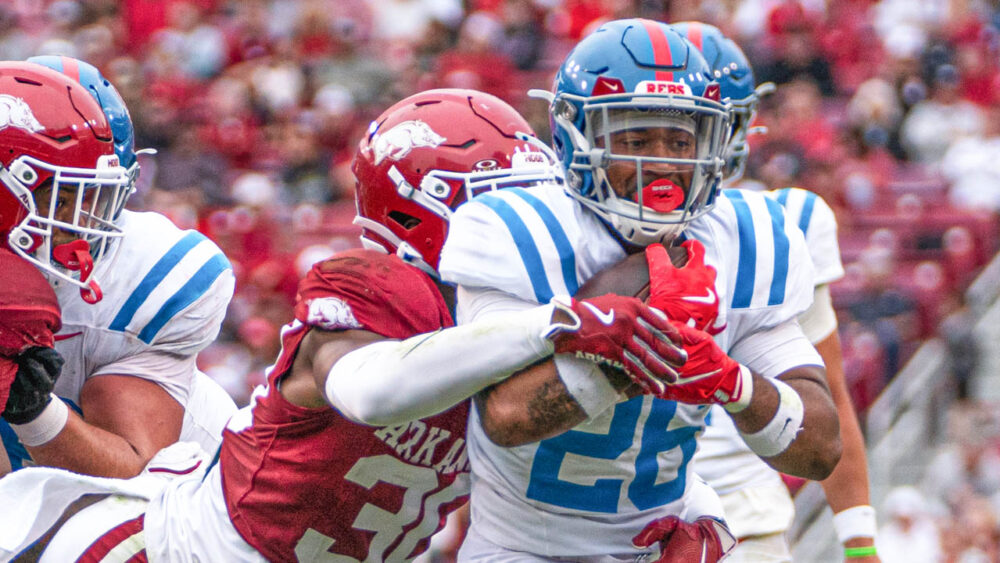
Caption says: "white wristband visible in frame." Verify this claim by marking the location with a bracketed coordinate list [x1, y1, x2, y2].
[833, 505, 878, 542]
[10, 395, 68, 447]
[739, 378, 803, 457]
[722, 365, 754, 413]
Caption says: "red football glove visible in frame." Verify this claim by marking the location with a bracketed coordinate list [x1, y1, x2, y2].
[656, 320, 752, 411]
[633, 515, 737, 563]
[547, 295, 686, 395]
[646, 241, 725, 335]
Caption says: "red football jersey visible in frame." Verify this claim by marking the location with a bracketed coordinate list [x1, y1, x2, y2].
[219, 250, 471, 563]
[0, 248, 61, 412]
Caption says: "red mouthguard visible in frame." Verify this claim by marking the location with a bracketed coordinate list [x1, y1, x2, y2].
[639, 179, 685, 213]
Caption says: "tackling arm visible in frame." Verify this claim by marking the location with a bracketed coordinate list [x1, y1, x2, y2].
[285, 294, 679, 430]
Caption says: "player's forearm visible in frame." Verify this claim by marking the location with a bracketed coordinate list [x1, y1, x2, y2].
[730, 367, 842, 480]
[813, 331, 879, 558]
[25, 409, 149, 478]
[477, 359, 635, 447]
[815, 330, 872, 513]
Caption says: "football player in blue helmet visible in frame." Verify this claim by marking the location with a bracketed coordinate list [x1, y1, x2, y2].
[670, 22, 774, 182]
[676, 22, 882, 563]
[540, 18, 730, 246]
[441, 18, 841, 562]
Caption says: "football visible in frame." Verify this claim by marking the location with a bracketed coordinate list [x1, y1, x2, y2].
[576, 244, 688, 301]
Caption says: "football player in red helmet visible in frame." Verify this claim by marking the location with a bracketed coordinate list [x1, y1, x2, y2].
[0, 89, 687, 562]
[0, 59, 236, 485]
[0, 61, 122, 474]
[0, 62, 130, 304]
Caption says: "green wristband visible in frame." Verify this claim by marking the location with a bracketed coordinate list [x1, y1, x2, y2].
[844, 546, 878, 558]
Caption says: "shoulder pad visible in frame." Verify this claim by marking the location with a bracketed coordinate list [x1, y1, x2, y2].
[107, 228, 232, 348]
[714, 190, 814, 321]
[440, 187, 586, 304]
[295, 249, 452, 339]
[769, 188, 844, 284]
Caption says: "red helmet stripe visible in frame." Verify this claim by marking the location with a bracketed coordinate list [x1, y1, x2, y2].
[60, 55, 81, 84]
[688, 22, 704, 51]
[640, 19, 674, 82]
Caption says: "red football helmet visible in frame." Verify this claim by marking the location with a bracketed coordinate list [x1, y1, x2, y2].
[353, 88, 561, 275]
[0, 62, 129, 303]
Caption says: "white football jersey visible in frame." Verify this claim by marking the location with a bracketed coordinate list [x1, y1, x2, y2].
[438, 185, 820, 557]
[1, 210, 236, 467]
[693, 187, 844, 532]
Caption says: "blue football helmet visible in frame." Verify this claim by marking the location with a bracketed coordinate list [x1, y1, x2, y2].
[545, 18, 730, 245]
[27, 55, 139, 219]
[673, 22, 773, 182]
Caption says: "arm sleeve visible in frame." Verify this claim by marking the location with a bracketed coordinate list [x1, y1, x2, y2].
[325, 303, 557, 426]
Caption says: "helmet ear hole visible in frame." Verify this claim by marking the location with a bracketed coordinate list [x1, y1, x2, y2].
[388, 210, 421, 230]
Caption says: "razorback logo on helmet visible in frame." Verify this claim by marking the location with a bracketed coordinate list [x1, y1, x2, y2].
[372, 120, 446, 165]
[305, 297, 362, 330]
[0, 94, 44, 133]
[634, 81, 693, 96]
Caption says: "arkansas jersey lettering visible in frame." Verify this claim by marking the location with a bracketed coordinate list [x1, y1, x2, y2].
[375, 421, 470, 474]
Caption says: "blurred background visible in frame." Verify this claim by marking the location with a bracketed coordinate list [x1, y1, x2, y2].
[2, 0, 1000, 559]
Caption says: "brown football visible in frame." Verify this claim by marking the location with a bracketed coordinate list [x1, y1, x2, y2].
[576, 244, 687, 300]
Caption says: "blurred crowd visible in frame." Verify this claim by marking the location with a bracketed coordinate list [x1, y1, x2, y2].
[2, 0, 1000, 554]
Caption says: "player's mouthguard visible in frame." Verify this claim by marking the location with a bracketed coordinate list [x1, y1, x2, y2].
[638, 179, 684, 213]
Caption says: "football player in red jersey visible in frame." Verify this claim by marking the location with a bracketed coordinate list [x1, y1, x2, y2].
[0, 89, 686, 562]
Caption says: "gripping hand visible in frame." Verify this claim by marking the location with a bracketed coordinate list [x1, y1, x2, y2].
[546, 295, 686, 395]
[646, 241, 725, 335]
[2, 347, 63, 424]
[657, 321, 752, 412]
[633, 515, 737, 563]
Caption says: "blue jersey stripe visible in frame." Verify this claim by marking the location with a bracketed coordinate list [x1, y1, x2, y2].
[509, 188, 579, 295]
[138, 253, 232, 344]
[725, 191, 756, 308]
[764, 197, 790, 306]
[775, 188, 791, 207]
[797, 191, 817, 235]
[110, 231, 207, 332]
[477, 196, 554, 304]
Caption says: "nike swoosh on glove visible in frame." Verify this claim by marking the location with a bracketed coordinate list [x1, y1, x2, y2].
[646, 240, 725, 335]
[633, 515, 737, 563]
[546, 294, 686, 395]
[656, 321, 752, 411]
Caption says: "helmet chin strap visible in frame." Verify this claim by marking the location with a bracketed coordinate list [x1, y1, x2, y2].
[52, 239, 104, 303]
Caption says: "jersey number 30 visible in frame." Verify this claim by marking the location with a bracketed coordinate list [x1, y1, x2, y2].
[527, 398, 698, 512]
[294, 454, 467, 562]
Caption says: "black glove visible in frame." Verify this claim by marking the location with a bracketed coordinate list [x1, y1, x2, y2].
[3, 346, 64, 424]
